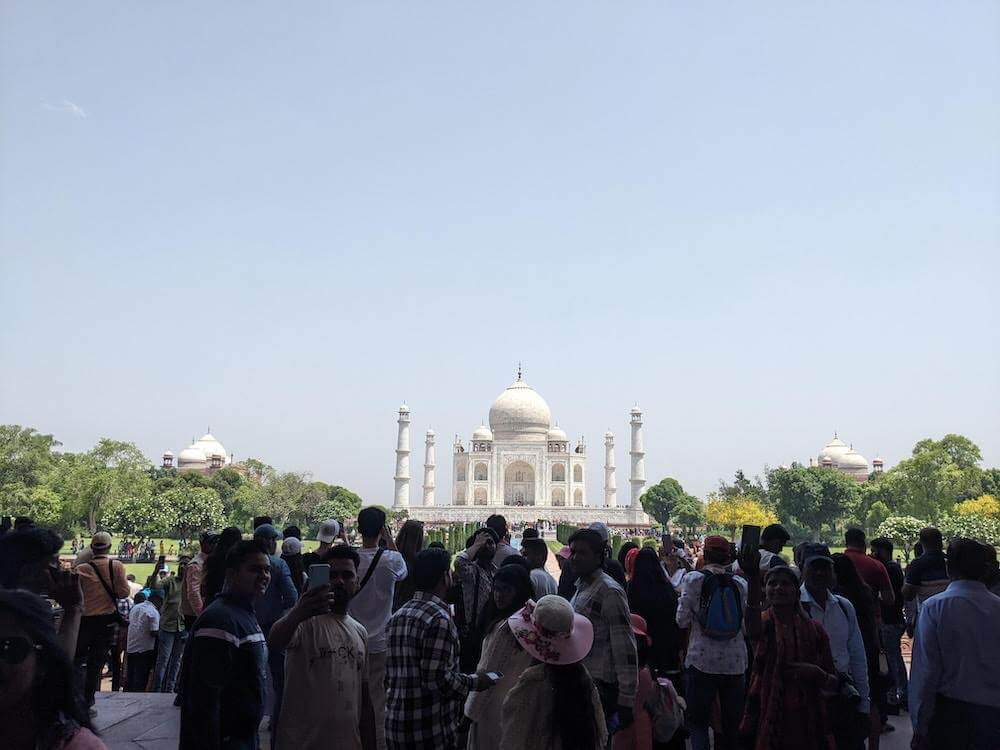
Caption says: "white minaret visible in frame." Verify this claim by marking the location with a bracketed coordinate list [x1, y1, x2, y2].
[393, 404, 411, 508]
[629, 406, 646, 509]
[422, 429, 436, 507]
[604, 430, 617, 508]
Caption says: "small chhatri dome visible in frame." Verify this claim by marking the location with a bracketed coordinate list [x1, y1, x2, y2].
[472, 424, 494, 441]
[426, 428, 435, 437]
[605, 429, 614, 439]
[399, 403, 410, 414]
[873, 455, 884, 466]
[547, 425, 568, 441]
[488, 377, 552, 440]
[630, 405, 642, 415]
[162, 450, 174, 458]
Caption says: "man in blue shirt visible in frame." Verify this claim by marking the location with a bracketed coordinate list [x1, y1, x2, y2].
[909, 538, 1000, 750]
[252, 523, 298, 742]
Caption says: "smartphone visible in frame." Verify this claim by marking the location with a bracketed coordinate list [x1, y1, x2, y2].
[308, 564, 331, 589]
[741, 524, 761, 553]
[486, 671, 503, 682]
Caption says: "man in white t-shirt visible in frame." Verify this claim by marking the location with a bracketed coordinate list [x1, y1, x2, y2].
[521, 538, 558, 598]
[349, 507, 407, 750]
[126, 589, 161, 692]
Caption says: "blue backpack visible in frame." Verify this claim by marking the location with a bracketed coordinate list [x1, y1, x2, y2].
[697, 572, 743, 640]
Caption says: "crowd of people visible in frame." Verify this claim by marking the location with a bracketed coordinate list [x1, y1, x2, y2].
[0, 511, 998, 750]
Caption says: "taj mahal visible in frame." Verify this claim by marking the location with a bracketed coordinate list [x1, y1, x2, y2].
[395, 370, 651, 526]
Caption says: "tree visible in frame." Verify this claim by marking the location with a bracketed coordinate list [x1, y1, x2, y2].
[953, 495, 1000, 518]
[879, 435, 985, 520]
[640, 478, 691, 527]
[0, 484, 63, 528]
[864, 501, 891, 535]
[104, 493, 175, 538]
[159, 487, 225, 542]
[874, 516, 927, 561]
[311, 485, 363, 529]
[672, 495, 705, 536]
[705, 495, 777, 539]
[938, 512, 1000, 546]
[0, 425, 60, 491]
[717, 470, 768, 506]
[767, 466, 859, 541]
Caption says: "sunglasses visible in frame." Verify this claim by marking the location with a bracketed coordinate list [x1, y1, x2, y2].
[0, 637, 42, 665]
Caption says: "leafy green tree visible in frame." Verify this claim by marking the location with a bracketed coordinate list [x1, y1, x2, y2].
[717, 470, 768, 506]
[768, 466, 860, 541]
[874, 516, 927, 561]
[640, 478, 695, 527]
[160, 487, 225, 541]
[311, 485, 363, 529]
[672, 495, 705, 536]
[864, 501, 891, 535]
[0, 484, 63, 528]
[0, 425, 60, 490]
[938, 512, 1000, 546]
[879, 435, 985, 520]
[104, 493, 175, 538]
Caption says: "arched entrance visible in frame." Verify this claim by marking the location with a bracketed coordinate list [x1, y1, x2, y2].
[504, 461, 535, 506]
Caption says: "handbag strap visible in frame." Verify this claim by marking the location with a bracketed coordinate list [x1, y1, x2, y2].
[358, 547, 385, 592]
[89, 558, 122, 610]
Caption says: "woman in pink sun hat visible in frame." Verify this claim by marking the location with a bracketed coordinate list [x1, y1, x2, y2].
[499, 595, 607, 750]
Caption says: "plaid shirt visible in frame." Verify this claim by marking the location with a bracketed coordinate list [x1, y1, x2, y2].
[572, 570, 638, 707]
[385, 592, 474, 750]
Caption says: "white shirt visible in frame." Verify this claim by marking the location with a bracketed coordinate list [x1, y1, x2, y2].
[127, 600, 160, 654]
[676, 565, 748, 675]
[348, 547, 407, 654]
[799, 585, 870, 713]
[530, 568, 558, 598]
[909, 580, 1000, 735]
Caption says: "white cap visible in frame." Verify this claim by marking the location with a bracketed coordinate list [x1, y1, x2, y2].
[317, 519, 340, 544]
[282, 537, 302, 556]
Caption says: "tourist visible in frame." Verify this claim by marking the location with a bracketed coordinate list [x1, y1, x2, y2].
[392, 520, 425, 611]
[902, 527, 949, 606]
[453, 527, 499, 671]
[831, 553, 883, 749]
[350, 506, 409, 750]
[739, 563, 839, 750]
[302, 518, 342, 570]
[501, 594, 607, 750]
[627, 547, 681, 678]
[201, 527, 242, 605]
[252, 523, 298, 738]
[385, 547, 498, 750]
[522, 526, 540, 540]
[0, 526, 83, 656]
[870, 537, 907, 710]
[125, 573, 142, 599]
[74, 531, 131, 709]
[675, 535, 748, 750]
[520, 538, 557, 598]
[798, 543, 871, 750]
[181, 531, 217, 630]
[281, 525, 301, 542]
[617, 541, 639, 571]
[109, 589, 133, 693]
[280, 537, 307, 593]
[658, 535, 691, 590]
[982, 543, 1000, 595]
[0, 589, 108, 750]
[555, 545, 577, 600]
[612, 613, 665, 750]
[148, 557, 186, 693]
[909, 538, 1000, 749]
[465, 564, 534, 750]
[270, 544, 373, 750]
[125, 589, 161, 692]
[569, 527, 638, 736]
[843, 528, 895, 608]
[178, 540, 271, 750]
[735, 525, 791, 580]
[485, 514, 517, 566]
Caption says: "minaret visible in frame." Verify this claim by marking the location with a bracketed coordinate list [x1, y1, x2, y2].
[604, 430, 617, 508]
[629, 406, 646, 508]
[422, 429, 436, 506]
[393, 404, 411, 509]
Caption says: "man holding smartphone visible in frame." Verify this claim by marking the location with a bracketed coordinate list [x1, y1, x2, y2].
[269, 545, 373, 750]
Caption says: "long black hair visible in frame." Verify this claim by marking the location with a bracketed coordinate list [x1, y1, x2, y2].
[549, 661, 601, 749]
[831, 553, 876, 621]
[0, 589, 94, 744]
[202, 527, 244, 602]
[617, 541, 639, 569]
[476, 564, 533, 634]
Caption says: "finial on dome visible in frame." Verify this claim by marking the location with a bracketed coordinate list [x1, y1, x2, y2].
[517, 362, 522, 381]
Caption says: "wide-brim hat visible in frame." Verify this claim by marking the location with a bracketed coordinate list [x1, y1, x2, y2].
[90, 531, 112, 551]
[630, 613, 651, 646]
[556, 545, 572, 561]
[508, 595, 594, 666]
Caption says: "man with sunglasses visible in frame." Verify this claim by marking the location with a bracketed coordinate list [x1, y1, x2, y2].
[268, 544, 373, 750]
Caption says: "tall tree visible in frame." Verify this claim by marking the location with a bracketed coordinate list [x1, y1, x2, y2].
[705, 494, 778, 539]
[311, 485, 364, 529]
[767, 466, 860, 541]
[880, 435, 984, 519]
[160, 487, 226, 542]
[672, 494, 705, 536]
[0, 425, 60, 490]
[718, 469, 768, 505]
[640, 478, 689, 527]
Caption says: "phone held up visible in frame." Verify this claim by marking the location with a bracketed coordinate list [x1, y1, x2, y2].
[740, 524, 761, 556]
[308, 564, 331, 590]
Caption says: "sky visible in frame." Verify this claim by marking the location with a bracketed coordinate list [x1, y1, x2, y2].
[2, 2, 998, 506]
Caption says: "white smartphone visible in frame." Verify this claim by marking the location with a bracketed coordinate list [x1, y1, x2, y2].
[486, 671, 503, 683]
[308, 564, 330, 589]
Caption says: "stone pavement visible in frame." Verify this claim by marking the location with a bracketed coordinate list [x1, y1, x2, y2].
[92, 690, 911, 749]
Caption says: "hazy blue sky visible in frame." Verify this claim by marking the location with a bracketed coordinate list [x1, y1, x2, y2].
[2, 3, 998, 505]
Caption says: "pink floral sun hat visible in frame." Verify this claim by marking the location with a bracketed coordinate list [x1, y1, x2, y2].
[508, 595, 594, 666]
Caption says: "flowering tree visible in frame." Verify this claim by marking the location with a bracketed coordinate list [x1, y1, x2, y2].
[874, 516, 927, 561]
[953, 495, 1000, 518]
[705, 495, 778, 540]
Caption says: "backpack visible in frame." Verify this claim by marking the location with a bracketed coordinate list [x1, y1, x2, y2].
[697, 572, 743, 640]
[644, 674, 686, 743]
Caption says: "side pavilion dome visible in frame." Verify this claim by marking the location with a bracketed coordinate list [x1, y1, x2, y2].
[488, 376, 552, 441]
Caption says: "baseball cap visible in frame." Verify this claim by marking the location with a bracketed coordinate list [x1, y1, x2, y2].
[703, 536, 730, 554]
[801, 542, 833, 569]
[90, 531, 112, 551]
[282, 537, 302, 556]
[588, 521, 610, 543]
[253, 523, 281, 541]
[317, 519, 340, 544]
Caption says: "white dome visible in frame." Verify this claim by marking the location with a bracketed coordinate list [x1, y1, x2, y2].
[178, 446, 207, 466]
[193, 433, 228, 463]
[488, 377, 551, 440]
[818, 435, 850, 465]
[839, 448, 869, 471]
[547, 425, 568, 441]
[472, 424, 493, 441]
[162, 450, 174, 457]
